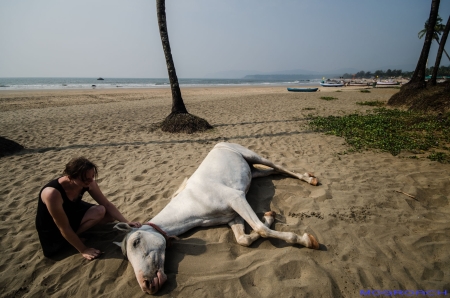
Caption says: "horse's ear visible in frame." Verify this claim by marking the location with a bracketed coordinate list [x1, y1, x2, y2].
[114, 222, 132, 232]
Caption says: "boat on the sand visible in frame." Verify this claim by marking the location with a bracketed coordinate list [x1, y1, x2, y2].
[320, 80, 344, 87]
[375, 80, 400, 86]
[287, 87, 318, 92]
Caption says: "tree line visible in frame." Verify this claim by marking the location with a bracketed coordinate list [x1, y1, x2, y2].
[342, 64, 450, 79]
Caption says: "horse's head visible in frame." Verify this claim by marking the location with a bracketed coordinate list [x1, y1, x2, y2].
[114, 223, 167, 294]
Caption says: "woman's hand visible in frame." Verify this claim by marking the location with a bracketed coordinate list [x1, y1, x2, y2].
[81, 247, 102, 260]
[127, 221, 142, 228]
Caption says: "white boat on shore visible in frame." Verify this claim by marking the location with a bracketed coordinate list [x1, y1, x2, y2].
[320, 80, 344, 87]
[375, 80, 400, 86]
[347, 80, 370, 86]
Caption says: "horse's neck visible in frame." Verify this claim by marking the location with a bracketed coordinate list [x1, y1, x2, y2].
[149, 194, 196, 236]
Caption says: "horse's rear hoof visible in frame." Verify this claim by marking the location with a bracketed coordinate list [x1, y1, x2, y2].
[310, 177, 319, 186]
[264, 211, 276, 217]
[308, 234, 320, 250]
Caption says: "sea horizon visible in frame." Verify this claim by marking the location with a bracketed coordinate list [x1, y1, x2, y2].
[0, 76, 323, 91]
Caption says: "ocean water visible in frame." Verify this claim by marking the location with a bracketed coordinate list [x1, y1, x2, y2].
[0, 77, 320, 90]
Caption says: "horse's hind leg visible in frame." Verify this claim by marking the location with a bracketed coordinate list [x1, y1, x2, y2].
[220, 142, 318, 185]
[228, 212, 275, 246]
[228, 191, 319, 249]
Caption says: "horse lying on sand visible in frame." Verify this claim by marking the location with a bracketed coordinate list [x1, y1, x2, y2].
[114, 142, 320, 294]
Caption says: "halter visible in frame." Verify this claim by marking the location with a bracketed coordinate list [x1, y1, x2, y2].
[144, 223, 179, 247]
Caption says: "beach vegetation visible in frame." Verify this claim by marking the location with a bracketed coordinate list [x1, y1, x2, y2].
[427, 152, 450, 162]
[356, 101, 385, 107]
[156, 0, 212, 133]
[320, 96, 338, 101]
[309, 108, 450, 162]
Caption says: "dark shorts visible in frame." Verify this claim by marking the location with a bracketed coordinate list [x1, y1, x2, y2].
[37, 201, 95, 257]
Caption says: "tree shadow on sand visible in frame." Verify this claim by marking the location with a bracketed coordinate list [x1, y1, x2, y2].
[0, 136, 24, 158]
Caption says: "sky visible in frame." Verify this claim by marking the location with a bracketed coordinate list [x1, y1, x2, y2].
[0, 0, 449, 78]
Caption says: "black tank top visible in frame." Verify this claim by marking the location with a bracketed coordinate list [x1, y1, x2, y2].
[35, 178, 89, 232]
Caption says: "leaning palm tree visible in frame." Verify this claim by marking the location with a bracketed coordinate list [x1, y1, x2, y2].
[401, 0, 440, 89]
[387, 0, 440, 106]
[418, 15, 450, 61]
[430, 15, 450, 86]
[156, 0, 212, 133]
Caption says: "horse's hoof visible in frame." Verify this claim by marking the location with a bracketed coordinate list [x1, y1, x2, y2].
[310, 177, 319, 186]
[264, 211, 276, 218]
[308, 234, 320, 250]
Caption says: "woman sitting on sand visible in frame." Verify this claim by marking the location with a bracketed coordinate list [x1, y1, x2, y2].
[35, 157, 142, 260]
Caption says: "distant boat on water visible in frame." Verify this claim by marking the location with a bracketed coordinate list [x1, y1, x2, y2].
[97, 77, 104, 80]
[287, 87, 318, 92]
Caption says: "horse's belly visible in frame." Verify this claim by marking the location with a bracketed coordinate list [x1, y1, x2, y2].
[191, 148, 252, 192]
[198, 213, 238, 227]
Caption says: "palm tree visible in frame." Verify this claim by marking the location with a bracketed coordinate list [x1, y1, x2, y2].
[387, 0, 440, 106]
[406, 0, 440, 89]
[430, 15, 450, 86]
[418, 15, 450, 61]
[156, 0, 212, 133]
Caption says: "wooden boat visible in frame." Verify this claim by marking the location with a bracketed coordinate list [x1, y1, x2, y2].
[320, 80, 344, 87]
[347, 80, 369, 86]
[375, 80, 400, 86]
[287, 87, 318, 92]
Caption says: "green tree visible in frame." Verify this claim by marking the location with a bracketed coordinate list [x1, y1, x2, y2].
[418, 15, 450, 61]
[388, 0, 443, 109]
[156, 0, 212, 133]
[430, 15, 450, 85]
[405, 0, 440, 89]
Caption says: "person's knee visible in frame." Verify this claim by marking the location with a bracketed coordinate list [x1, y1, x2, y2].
[92, 205, 106, 220]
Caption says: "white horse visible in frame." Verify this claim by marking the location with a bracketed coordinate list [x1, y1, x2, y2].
[114, 142, 319, 294]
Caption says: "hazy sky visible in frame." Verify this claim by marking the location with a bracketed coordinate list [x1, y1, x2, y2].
[1, 0, 449, 78]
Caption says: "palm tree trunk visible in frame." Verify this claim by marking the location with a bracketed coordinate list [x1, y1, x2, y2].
[434, 38, 450, 61]
[407, 0, 440, 89]
[156, 0, 188, 114]
[430, 15, 450, 86]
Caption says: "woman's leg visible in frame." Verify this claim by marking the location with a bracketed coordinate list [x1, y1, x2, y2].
[76, 205, 106, 234]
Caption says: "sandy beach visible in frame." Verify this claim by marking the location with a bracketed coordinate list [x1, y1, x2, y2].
[0, 86, 449, 297]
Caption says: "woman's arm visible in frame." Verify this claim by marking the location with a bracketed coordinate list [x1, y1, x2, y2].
[41, 188, 101, 260]
[88, 181, 141, 227]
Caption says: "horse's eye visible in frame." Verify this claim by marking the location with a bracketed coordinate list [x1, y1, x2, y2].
[133, 238, 140, 248]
